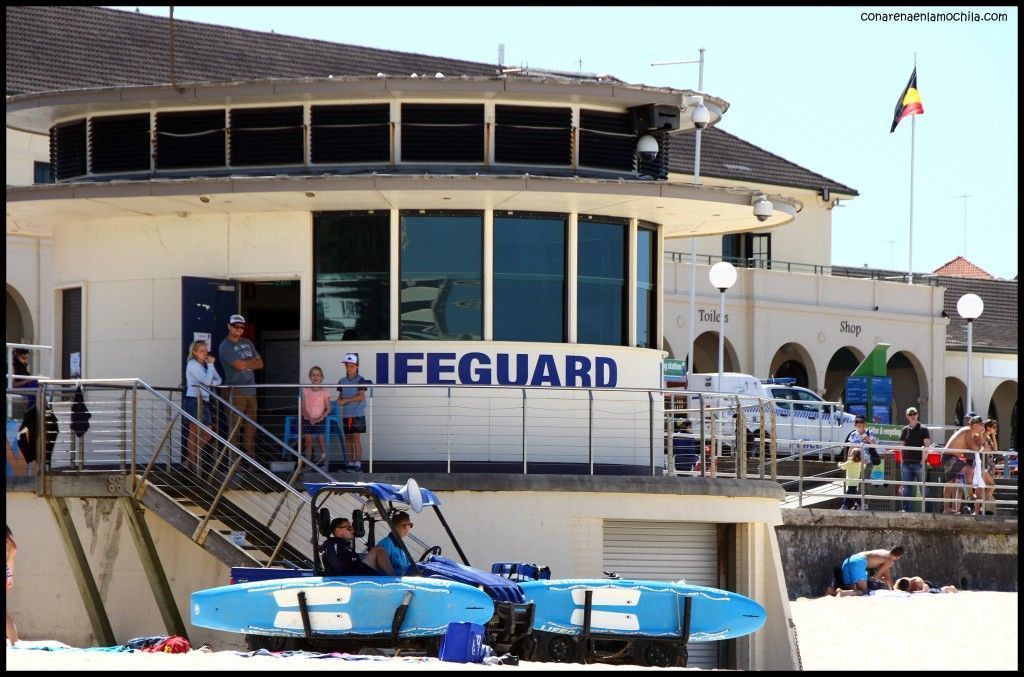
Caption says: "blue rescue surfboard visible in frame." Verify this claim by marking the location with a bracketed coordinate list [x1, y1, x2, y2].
[191, 576, 494, 638]
[520, 579, 766, 641]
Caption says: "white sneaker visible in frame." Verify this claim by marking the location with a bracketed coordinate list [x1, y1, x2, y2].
[347, 461, 362, 472]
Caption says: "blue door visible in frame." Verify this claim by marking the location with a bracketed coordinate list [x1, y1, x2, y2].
[181, 276, 238, 382]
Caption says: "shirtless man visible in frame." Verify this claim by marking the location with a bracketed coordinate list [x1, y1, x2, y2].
[941, 416, 984, 514]
[832, 546, 904, 596]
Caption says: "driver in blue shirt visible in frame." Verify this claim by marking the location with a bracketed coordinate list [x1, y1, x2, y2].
[374, 511, 415, 576]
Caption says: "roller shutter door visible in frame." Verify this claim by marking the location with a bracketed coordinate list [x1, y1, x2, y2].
[603, 520, 719, 668]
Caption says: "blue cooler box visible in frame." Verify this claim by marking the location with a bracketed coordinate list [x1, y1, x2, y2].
[439, 622, 485, 663]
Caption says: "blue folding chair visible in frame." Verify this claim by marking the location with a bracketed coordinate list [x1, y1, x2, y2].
[283, 401, 346, 464]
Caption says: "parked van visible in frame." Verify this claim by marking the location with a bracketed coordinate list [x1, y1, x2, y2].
[683, 373, 856, 458]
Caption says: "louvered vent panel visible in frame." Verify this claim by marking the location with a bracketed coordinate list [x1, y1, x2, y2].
[89, 114, 150, 173]
[229, 107, 304, 166]
[155, 110, 226, 169]
[401, 104, 484, 162]
[579, 110, 635, 172]
[311, 104, 390, 163]
[52, 120, 87, 180]
[494, 105, 571, 165]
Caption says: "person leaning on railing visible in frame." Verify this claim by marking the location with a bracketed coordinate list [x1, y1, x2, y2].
[898, 407, 931, 513]
[940, 416, 985, 515]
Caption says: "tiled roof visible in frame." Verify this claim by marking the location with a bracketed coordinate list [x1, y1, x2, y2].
[5, 5, 501, 93]
[7, 6, 859, 198]
[832, 265, 1017, 353]
[666, 127, 858, 196]
[932, 256, 995, 279]
[938, 276, 1018, 354]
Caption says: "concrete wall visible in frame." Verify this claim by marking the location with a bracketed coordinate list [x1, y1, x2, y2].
[6, 474, 798, 669]
[776, 510, 1019, 599]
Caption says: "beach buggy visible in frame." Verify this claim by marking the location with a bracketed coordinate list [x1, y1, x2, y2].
[190, 480, 765, 666]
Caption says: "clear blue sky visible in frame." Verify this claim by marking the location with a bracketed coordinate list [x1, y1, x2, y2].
[111, 6, 1018, 279]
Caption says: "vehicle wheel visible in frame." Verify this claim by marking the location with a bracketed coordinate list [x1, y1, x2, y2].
[245, 634, 300, 652]
[536, 632, 577, 663]
[634, 639, 680, 668]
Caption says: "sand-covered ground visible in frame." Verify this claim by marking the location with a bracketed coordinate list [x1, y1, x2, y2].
[6, 591, 1017, 671]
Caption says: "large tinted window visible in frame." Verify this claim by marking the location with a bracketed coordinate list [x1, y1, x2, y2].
[399, 211, 482, 340]
[494, 213, 566, 342]
[577, 217, 627, 346]
[636, 225, 656, 348]
[313, 211, 390, 341]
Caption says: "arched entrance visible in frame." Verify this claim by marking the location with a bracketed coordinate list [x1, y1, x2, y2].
[887, 351, 928, 423]
[692, 330, 739, 375]
[768, 342, 817, 390]
[944, 377, 967, 427]
[825, 346, 864, 404]
[5, 284, 34, 344]
[989, 380, 1018, 450]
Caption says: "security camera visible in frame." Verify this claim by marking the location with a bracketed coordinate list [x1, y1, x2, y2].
[691, 104, 710, 130]
[753, 197, 773, 222]
[636, 135, 659, 162]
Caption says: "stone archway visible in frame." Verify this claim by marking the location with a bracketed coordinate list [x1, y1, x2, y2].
[6, 284, 34, 344]
[887, 350, 929, 424]
[693, 330, 739, 375]
[944, 377, 967, 427]
[825, 346, 865, 404]
[988, 380, 1018, 450]
[768, 342, 817, 391]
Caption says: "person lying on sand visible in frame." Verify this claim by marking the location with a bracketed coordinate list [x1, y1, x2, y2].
[894, 576, 958, 594]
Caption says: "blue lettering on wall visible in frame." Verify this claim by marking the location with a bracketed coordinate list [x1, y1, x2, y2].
[427, 352, 456, 384]
[395, 353, 424, 384]
[595, 357, 617, 387]
[529, 354, 562, 387]
[496, 354, 530, 386]
[565, 355, 592, 387]
[377, 352, 620, 387]
[458, 353, 491, 384]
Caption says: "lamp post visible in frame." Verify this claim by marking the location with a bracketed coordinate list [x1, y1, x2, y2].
[957, 293, 984, 414]
[708, 262, 737, 388]
[652, 49, 705, 375]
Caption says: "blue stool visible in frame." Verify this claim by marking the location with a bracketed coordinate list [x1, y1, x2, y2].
[283, 401, 346, 463]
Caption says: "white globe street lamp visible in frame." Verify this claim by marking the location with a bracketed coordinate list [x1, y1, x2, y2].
[957, 293, 984, 415]
[708, 262, 738, 389]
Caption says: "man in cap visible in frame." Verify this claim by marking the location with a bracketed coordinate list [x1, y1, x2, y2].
[218, 314, 263, 459]
[336, 353, 370, 472]
[898, 407, 932, 512]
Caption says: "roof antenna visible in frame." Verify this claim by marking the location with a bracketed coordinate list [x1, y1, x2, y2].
[579, 58, 582, 73]
[498, 43, 505, 68]
[168, 6, 184, 93]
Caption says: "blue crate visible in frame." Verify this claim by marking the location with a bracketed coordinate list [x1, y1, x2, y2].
[491, 562, 551, 581]
[438, 622, 485, 663]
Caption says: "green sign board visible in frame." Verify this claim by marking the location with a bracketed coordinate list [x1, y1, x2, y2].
[664, 359, 686, 381]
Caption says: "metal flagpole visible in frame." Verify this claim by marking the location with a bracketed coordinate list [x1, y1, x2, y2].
[908, 53, 916, 284]
[688, 49, 705, 373]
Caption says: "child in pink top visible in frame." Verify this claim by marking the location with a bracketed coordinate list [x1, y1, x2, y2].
[301, 366, 333, 468]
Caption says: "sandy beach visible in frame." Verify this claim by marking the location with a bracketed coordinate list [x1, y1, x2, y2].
[6, 591, 1017, 671]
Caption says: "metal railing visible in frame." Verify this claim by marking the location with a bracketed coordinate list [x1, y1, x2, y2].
[6, 379, 1015, 521]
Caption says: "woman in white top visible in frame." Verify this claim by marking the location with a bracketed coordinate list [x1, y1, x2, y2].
[184, 340, 222, 473]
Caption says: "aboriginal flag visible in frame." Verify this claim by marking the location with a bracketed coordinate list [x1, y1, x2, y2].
[890, 67, 924, 133]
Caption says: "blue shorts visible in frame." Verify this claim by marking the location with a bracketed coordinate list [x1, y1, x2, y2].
[841, 553, 869, 586]
[183, 396, 212, 425]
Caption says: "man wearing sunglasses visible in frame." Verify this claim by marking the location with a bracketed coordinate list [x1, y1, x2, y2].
[319, 517, 391, 576]
[898, 407, 932, 513]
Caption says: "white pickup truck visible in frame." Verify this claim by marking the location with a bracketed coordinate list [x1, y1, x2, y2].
[683, 372, 857, 458]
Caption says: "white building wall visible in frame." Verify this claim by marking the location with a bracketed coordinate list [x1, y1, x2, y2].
[6, 486, 796, 669]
